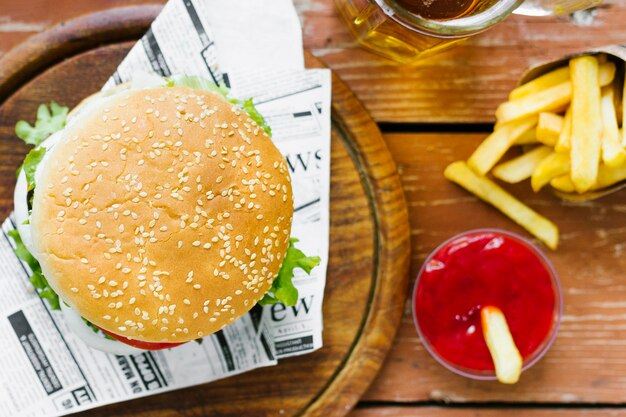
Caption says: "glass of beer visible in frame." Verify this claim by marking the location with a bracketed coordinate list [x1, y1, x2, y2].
[336, 0, 525, 63]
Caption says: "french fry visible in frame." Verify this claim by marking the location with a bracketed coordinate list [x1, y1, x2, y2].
[531, 151, 571, 192]
[510, 62, 615, 101]
[497, 62, 615, 124]
[493, 146, 552, 183]
[552, 163, 626, 193]
[596, 163, 626, 189]
[515, 128, 538, 145]
[444, 161, 559, 249]
[555, 107, 572, 153]
[614, 61, 623, 126]
[509, 66, 569, 101]
[550, 175, 576, 193]
[481, 306, 523, 384]
[496, 82, 571, 125]
[600, 84, 626, 167]
[536, 112, 564, 146]
[467, 117, 537, 175]
[569, 56, 603, 193]
[497, 106, 567, 132]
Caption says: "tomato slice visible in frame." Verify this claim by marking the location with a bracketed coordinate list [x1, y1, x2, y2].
[99, 327, 185, 351]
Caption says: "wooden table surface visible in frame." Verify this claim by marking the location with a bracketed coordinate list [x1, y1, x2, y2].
[3, 0, 626, 416]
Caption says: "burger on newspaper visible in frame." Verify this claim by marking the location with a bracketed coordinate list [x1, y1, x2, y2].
[10, 75, 321, 354]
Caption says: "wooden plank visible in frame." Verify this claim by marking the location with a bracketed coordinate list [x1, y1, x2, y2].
[3, 0, 626, 123]
[361, 132, 626, 403]
[349, 407, 626, 417]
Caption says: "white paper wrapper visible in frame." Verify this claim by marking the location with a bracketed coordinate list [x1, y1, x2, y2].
[0, 1, 331, 416]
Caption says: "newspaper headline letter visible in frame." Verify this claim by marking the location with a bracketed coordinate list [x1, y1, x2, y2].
[0, 0, 331, 416]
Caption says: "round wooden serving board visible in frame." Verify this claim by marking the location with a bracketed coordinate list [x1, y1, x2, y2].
[0, 5, 410, 417]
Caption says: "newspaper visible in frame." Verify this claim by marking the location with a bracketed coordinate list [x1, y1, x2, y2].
[0, 0, 331, 416]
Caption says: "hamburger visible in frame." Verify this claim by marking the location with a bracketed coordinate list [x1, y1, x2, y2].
[11, 75, 320, 354]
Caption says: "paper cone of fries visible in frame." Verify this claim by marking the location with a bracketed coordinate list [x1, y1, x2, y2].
[445, 45, 626, 249]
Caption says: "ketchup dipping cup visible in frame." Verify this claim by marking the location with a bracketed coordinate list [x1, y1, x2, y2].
[412, 229, 562, 380]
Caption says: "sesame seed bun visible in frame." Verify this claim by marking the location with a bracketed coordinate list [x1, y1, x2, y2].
[30, 86, 293, 343]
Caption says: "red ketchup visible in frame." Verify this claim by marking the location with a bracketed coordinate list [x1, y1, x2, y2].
[413, 230, 559, 373]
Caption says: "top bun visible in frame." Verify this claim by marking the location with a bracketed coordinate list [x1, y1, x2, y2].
[30, 86, 293, 343]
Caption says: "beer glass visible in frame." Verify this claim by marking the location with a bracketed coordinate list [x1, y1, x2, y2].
[336, 0, 601, 64]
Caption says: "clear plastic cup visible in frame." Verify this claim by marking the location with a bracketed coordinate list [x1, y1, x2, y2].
[412, 229, 562, 380]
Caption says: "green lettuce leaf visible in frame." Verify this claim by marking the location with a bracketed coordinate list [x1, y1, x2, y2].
[15, 101, 68, 146]
[259, 238, 321, 307]
[7, 229, 60, 311]
[18, 147, 47, 210]
[39, 286, 61, 311]
[167, 74, 230, 97]
[168, 75, 272, 136]
[239, 97, 272, 136]
[83, 318, 116, 340]
[7, 229, 39, 271]
[22, 147, 46, 192]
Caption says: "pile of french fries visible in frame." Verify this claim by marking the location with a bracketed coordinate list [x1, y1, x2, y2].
[445, 53, 625, 250]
